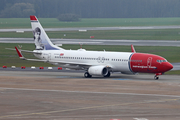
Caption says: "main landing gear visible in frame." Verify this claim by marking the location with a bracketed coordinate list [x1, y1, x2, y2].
[104, 71, 111, 77]
[84, 72, 92, 78]
[84, 71, 111, 78]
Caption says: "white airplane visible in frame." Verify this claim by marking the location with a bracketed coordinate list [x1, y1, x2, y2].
[14, 16, 173, 80]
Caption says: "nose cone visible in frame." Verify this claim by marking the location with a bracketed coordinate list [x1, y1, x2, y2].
[164, 62, 173, 72]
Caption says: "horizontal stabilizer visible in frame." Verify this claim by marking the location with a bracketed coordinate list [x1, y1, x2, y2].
[14, 46, 47, 62]
[6, 47, 42, 54]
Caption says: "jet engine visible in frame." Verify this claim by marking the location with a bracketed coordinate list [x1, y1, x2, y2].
[88, 66, 108, 76]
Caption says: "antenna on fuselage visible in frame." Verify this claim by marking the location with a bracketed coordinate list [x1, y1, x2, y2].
[79, 43, 83, 49]
[78, 43, 86, 51]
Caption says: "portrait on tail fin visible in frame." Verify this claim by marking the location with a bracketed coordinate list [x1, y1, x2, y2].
[33, 27, 44, 50]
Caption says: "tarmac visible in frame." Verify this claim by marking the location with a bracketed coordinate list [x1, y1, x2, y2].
[0, 70, 180, 120]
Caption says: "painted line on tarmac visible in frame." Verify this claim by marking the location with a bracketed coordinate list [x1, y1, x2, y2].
[56, 76, 82, 78]
[0, 87, 180, 98]
[0, 98, 177, 119]
[113, 78, 130, 80]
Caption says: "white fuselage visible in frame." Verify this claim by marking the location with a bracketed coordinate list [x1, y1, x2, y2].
[34, 49, 133, 73]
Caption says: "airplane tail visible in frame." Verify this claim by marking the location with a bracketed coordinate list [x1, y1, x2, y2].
[30, 16, 63, 50]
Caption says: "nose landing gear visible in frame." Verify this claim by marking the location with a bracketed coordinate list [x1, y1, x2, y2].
[154, 75, 159, 80]
[154, 73, 162, 80]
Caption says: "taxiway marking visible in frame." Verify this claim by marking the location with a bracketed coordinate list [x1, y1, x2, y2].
[0, 87, 180, 98]
[0, 97, 177, 119]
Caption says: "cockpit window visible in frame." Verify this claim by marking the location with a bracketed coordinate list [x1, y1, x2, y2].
[157, 59, 167, 63]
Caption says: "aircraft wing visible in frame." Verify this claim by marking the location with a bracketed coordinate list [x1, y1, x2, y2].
[48, 60, 112, 71]
[14, 46, 111, 68]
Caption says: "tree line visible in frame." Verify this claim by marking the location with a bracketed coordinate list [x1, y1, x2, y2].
[0, 0, 180, 18]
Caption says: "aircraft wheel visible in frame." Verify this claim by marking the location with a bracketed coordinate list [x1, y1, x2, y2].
[104, 71, 111, 77]
[154, 75, 159, 80]
[84, 72, 92, 78]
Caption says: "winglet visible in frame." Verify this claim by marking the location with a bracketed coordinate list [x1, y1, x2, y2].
[131, 44, 136, 53]
[30, 15, 38, 21]
[15, 47, 25, 60]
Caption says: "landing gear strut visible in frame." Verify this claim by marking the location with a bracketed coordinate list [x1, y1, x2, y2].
[154, 73, 162, 80]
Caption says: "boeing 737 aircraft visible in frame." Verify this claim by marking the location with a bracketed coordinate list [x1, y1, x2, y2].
[14, 16, 173, 80]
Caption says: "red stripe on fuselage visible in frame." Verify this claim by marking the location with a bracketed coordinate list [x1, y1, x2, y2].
[130, 53, 173, 73]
